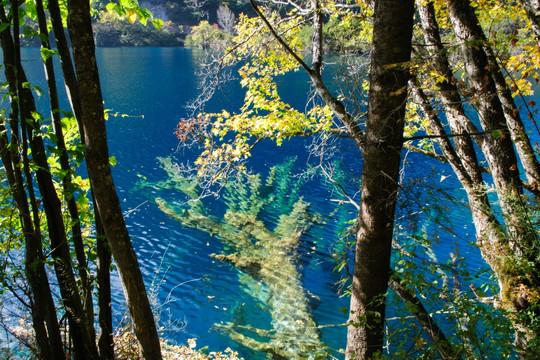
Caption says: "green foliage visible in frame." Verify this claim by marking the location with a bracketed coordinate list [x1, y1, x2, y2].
[90, 0, 253, 47]
[389, 232, 516, 359]
[105, 0, 162, 27]
[94, 10, 183, 47]
[184, 20, 232, 50]
[0, 169, 24, 268]
[322, 11, 372, 54]
[0, 102, 96, 354]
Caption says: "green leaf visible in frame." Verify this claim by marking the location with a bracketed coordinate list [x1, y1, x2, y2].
[491, 129, 503, 139]
[24, 0, 37, 19]
[109, 156, 117, 167]
[56, 169, 69, 180]
[0, 23, 10, 34]
[106, 3, 122, 15]
[40, 48, 57, 62]
[38, 33, 49, 44]
[152, 18, 163, 29]
[22, 26, 37, 38]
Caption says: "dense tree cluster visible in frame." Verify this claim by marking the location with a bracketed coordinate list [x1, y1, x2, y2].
[92, 0, 252, 46]
[3, 0, 540, 359]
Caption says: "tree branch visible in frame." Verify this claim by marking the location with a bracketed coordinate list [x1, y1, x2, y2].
[404, 130, 494, 141]
[249, 0, 311, 73]
[389, 276, 459, 360]
[248, 0, 365, 148]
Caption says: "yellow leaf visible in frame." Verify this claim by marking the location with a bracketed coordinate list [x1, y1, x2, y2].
[126, 10, 137, 24]
[389, 86, 406, 96]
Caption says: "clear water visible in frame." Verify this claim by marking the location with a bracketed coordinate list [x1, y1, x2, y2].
[16, 47, 497, 358]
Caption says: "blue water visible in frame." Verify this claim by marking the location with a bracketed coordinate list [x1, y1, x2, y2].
[15, 47, 498, 358]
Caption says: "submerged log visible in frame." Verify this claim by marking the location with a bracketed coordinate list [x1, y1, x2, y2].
[152, 157, 328, 358]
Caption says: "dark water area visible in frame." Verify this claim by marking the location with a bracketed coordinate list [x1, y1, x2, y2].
[12, 47, 504, 358]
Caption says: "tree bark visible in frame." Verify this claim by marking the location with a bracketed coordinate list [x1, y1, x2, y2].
[46, 0, 84, 134]
[520, 0, 540, 47]
[482, 45, 540, 193]
[345, 1, 415, 358]
[1, 3, 98, 358]
[447, 4, 540, 357]
[413, 1, 540, 357]
[97, 213, 115, 360]
[0, 125, 65, 360]
[65, 0, 163, 358]
[414, 0, 513, 273]
[446, 0, 528, 242]
[46, 0, 115, 355]
[34, 0, 96, 336]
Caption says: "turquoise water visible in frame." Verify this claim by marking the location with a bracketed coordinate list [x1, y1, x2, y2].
[16, 47, 496, 358]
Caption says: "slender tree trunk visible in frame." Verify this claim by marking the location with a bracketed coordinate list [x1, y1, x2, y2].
[415, 1, 540, 357]
[414, 0, 512, 267]
[47, 0, 115, 354]
[2, 2, 98, 357]
[409, 76, 516, 293]
[65, 1, 163, 358]
[345, 1, 415, 358]
[34, 0, 95, 334]
[446, 0, 528, 241]
[0, 11, 64, 360]
[97, 213, 115, 360]
[46, 0, 84, 133]
[446, 2, 540, 351]
[0, 128, 65, 360]
[482, 45, 540, 192]
[520, 0, 540, 46]
[388, 277, 457, 360]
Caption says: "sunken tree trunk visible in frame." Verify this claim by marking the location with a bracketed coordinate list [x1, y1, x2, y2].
[151, 158, 326, 358]
[345, 0, 415, 358]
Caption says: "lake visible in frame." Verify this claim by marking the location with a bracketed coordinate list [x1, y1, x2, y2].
[17, 47, 494, 358]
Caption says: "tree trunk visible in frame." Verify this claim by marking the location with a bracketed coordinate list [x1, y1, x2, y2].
[447, 0, 527, 238]
[1, 4, 98, 357]
[482, 45, 540, 193]
[412, 1, 540, 357]
[65, 1, 163, 358]
[345, 1, 415, 358]
[388, 277, 457, 359]
[0, 126, 65, 360]
[46, 0, 115, 355]
[46, 0, 84, 133]
[520, 0, 540, 47]
[34, 0, 95, 335]
[97, 213, 115, 360]
[447, 2, 540, 356]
